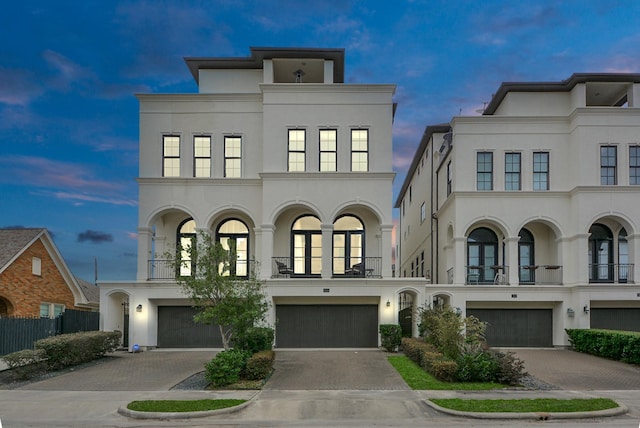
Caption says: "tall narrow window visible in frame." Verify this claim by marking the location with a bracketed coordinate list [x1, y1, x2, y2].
[288, 129, 305, 172]
[630, 146, 640, 185]
[319, 129, 337, 171]
[333, 215, 364, 276]
[217, 219, 250, 277]
[292, 215, 322, 276]
[177, 219, 196, 277]
[351, 129, 368, 172]
[476, 152, 493, 190]
[193, 136, 211, 177]
[420, 202, 426, 223]
[224, 136, 241, 178]
[600, 145, 617, 185]
[505, 152, 521, 190]
[533, 152, 549, 190]
[446, 161, 452, 196]
[163, 135, 180, 177]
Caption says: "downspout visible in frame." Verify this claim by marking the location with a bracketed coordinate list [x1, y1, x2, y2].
[432, 137, 438, 284]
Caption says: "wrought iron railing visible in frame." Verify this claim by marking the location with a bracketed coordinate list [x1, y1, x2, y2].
[271, 256, 383, 278]
[518, 265, 563, 285]
[465, 265, 509, 285]
[589, 263, 634, 284]
[147, 259, 256, 280]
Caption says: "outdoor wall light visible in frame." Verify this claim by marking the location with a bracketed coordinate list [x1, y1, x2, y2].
[136, 304, 142, 312]
[386, 300, 391, 307]
[567, 308, 575, 317]
[583, 305, 589, 314]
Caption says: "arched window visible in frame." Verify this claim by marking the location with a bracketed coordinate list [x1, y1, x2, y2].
[619, 228, 628, 282]
[518, 228, 535, 283]
[292, 216, 322, 276]
[216, 219, 249, 277]
[467, 227, 498, 283]
[589, 223, 613, 282]
[177, 218, 196, 276]
[333, 215, 364, 275]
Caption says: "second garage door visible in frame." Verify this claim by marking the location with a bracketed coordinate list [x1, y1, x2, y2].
[276, 304, 378, 348]
[157, 306, 223, 348]
[467, 309, 553, 347]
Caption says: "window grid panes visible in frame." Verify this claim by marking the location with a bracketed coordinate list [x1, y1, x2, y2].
[351, 129, 368, 172]
[163, 135, 180, 177]
[420, 202, 426, 223]
[476, 152, 493, 190]
[600, 146, 617, 185]
[447, 161, 452, 196]
[319, 129, 337, 171]
[533, 152, 549, 190]
[630, 146, 640, 185]
[193, 136, 211, 177]
[288, 129, 306, 172]
[224, 136, 242, 178]
[505, 153, 521, 190]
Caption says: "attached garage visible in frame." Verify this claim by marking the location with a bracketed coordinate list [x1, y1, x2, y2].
[591, 308, 640, 332]
[467, 309, 553, 347]
[157, 306, 223, 348]
[275, 304, 378, 348]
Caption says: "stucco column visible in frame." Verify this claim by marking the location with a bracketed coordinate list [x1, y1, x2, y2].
[136, 227, 153, 281]
[629, 233, 639, 284]
[321, 224, 333, 279]
[504, 236, 519, 285]
[380, 224, 394, 278]
[574, 233, 591, 285]
[259, 224, 275, 280]
[454, 236, 466, 285]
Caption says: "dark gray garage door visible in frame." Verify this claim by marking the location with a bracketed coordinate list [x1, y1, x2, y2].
[591, 308, 640, 332]
[276, 305, 378, 348]
[157, 306, 223, 348]
[467, 309, 553, 347]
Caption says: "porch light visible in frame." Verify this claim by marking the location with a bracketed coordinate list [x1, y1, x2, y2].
[136, 304, 142, 312]
[386, 300, 391, 307]
[567, 308, 575, 317]
[583, 305, 589, 314]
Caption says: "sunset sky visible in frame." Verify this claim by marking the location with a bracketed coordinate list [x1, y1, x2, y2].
[1, 1, 639, 281]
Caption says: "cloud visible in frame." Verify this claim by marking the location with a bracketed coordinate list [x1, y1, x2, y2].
[50, 191, 137, 207]
[0, 67, 44, 105]
[77, 230, 113, 244]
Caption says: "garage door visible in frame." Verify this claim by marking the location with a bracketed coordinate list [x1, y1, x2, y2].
[276, 305, 378, 348]
[157, 306, 223, 348]
[591, 308, 640, 332]
[467, 309, 553, 347]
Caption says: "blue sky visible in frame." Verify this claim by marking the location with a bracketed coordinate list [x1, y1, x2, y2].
[1, 1, 639, 282]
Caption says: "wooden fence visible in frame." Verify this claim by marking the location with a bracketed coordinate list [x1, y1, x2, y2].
[0, 309, 99, 356]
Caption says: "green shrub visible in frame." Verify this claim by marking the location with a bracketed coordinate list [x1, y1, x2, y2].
[379, 324, 402, 352]
[243, 350, 275, 380]
[490, 350, 527, 385]
[401, 337, 437, 366]
[566, 329, 640, 364]
[421, 351, 444, 372]
[205, 349, 250, 387]
[35, 331, 121, 370]
[1, 349, 47, 380]
[455, 346, 498, 382]
[232, 327, 274, 354]
[431, 359, 458, 382]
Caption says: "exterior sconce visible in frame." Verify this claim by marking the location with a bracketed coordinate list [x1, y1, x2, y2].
[386, 300, 391, 307]
[455, 307, 462, 316]
[567, 308, 575, 318]
[583, 305, 589, 314]
[136, 304, 142, 312]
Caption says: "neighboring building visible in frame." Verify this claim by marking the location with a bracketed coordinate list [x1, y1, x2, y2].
[0, 228, 99, 317]
[396, 73, 640, 347]
[100, 47, 424, 350]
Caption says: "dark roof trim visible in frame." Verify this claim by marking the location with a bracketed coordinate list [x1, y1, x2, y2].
[185, 47, 345, 84]
[484, 73, 640, 115]
[394, 123, 450, 208]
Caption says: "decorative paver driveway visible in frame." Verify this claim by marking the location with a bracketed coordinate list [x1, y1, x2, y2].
[264, 350, 410, 390]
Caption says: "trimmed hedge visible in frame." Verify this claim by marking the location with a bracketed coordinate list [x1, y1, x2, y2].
[379, 324, 402, 352]
[566, 328, 640, 364]
[243, 350, 275, 380]
[1, 349, 47, 380]
[402, 337, 457, 381]
[35, 331, 121, 371]
[232, 327, 274, 354]
[401, 337, 438, 367]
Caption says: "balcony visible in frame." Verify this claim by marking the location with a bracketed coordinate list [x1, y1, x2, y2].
[272, 256, 382, 278]
[518, 265, 563, 285]
[589, 264, 634, 284]
[465, 265, 509, 285]
[147, 259, 256, 280]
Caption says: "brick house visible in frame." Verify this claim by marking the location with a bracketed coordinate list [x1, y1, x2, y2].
[0, 228, 99, 317]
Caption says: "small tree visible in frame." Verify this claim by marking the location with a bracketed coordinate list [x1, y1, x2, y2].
[418, 305, 486, 360]
[169, 232, 270, 350]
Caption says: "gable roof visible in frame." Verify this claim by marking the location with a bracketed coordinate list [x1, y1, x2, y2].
[75, 276, 100, 305]
[0, 228, 98, 309]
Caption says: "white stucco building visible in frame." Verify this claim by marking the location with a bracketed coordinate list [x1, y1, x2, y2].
[100, 47, 425, 349]
[396, 73, 640, 347]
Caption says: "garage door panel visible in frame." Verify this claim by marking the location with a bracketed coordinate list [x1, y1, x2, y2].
[591, 308, 640, 332]
[467, 309, 552, 347]
[157, 306, 223, 348]
[276, 305, 378, 348]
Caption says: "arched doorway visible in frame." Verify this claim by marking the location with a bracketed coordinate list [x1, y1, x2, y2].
[398, 291, 415, 337]
[291, 215, 322, 276]
[589, 223, 613, 282]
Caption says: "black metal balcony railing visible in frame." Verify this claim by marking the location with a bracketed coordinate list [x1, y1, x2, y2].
[271, 256, 383, 278]
[147, 259, 255, 280]
[465, 265, 509, 285]
[518, 265, 563, 285]
[589, 264, 634, 284]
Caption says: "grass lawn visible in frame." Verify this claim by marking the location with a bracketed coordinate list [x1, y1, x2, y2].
[430, 398, 619, 413]
[388, 356, 505, 390]
[127, 399, 246, 413]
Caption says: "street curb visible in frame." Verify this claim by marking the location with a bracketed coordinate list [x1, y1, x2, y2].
[423, 399, 629, 420]
[117, 391, 260, 420]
